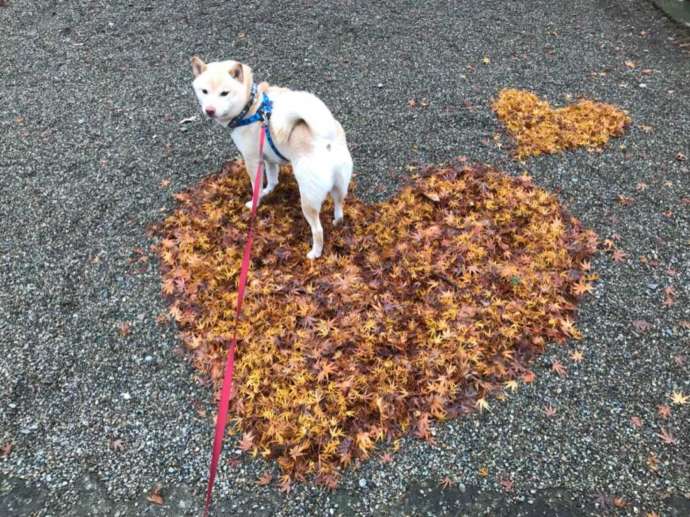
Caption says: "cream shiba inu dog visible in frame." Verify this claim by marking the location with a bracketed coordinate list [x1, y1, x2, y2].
[191, 56, 353, 259]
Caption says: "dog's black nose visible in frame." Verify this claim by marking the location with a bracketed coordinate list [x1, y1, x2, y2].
[205, 107, 216, 117]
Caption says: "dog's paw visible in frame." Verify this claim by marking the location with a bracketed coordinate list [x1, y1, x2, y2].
[245, 200, 254, 209]
[306, 249, 322, 260]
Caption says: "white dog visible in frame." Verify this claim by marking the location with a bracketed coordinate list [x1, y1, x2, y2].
[191, 56, 353, 259]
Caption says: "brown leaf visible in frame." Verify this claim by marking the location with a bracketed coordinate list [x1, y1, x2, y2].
[257, 472, 273, 486]
[617, 194, 633, 206]
[544, 405, 557, 417]
[146, 485, 164, 506]
[439, 476, 455, 489]
[239, 431, 255, 452]
[551, 360, 567, 377]
[380, 452, 394, 464]
[632, 320, 652, 333]
[657, 404, 671, 419]
[646, 453, 659, 473]
[521, 370, 536, 384]
[613, 497, 628, 508]
[611, 249, 627, 263]
[110, 438, 125, 452]
[629, 416, 642, 429]
[656, 427, 677, 445]
[117, 322, 131, 336]
[1, 442, 12, 458]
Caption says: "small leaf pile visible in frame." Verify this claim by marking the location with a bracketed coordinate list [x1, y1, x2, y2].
[492, 88, 631, 159]
[155, 160, 597, 485]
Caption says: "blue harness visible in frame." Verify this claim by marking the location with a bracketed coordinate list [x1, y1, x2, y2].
[227, 84, 289, 163]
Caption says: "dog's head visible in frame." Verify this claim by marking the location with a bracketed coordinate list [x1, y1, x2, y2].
[191, 56, 253, 123]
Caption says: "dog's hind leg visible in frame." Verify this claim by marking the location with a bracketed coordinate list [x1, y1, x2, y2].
[293, 158, 330, 259]
[301, 200, 324, 260]
[331, 152, 352, 225]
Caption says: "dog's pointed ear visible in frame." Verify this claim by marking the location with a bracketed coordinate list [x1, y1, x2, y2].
[191, 56, 207, 77]
[229, 62, 244, 82]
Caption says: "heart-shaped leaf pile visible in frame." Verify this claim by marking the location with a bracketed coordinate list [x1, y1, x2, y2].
[155, 160, 597, 486]
[492, 88, 630, 159]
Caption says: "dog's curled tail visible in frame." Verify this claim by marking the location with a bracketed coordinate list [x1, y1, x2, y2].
[272, 91, 338, 143]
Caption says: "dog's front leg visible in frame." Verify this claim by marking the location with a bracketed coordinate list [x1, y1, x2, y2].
[244, 157, 262, 209]
[263, 162, 279, 196]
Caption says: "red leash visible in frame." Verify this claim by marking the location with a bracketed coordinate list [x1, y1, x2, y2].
[204, 125, 266, 516]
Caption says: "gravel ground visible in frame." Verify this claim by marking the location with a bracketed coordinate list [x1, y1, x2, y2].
[1, 1, 689, 515]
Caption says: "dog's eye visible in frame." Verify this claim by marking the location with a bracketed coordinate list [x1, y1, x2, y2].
[220, 91, 229, 97]
[202, 89, 208, 95]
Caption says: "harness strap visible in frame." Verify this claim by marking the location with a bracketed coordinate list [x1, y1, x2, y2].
[263, 117, 289, 163]
[227, 85, 289, 163]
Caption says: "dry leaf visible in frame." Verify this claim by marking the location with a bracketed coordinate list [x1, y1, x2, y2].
[146, 485, 164, 506]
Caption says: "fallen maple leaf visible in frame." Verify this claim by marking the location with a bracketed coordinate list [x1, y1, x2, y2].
[117, 322, 131, 336]
[279, 475, 292, 493]
[499, 477, 514, 492]
[629, 416, 642, 429]
[551, 360, 567, 377]
[611, 249, 627, 263]
[439, 476, 455, 489]
[160, 178, 171, 188]
[676, 152, 687, 161]
[475, 398, 490, 412]
[239, 431, 255, 452]
[613, 496, 628, 508]
[544, 405, 557, 417]
[522, 370, 536, 384]
[146, 485, 164, 506]
[632, 320, 652, 333]
[504, 379, 519, 392]
[657, 404, 671, 419]
[673, 355, 686, 367]
[624, 60, 636, 69]
[669, 391, 688, 406]
[478, 466, 489, 478]
[379, 452, 394, 464]
[110, 438, 125, 452]
[570, 350, 584, 363]
[617, 194, 633, 206]
[257, 472, 273, 486]
[572, 280, 593, 297]
[646, 453, 659, 473]
[656, 427, 677, 445]
[1, 442, 12, 458]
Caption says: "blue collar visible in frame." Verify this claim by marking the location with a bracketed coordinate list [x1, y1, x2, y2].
[227, 84, 289, 163]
